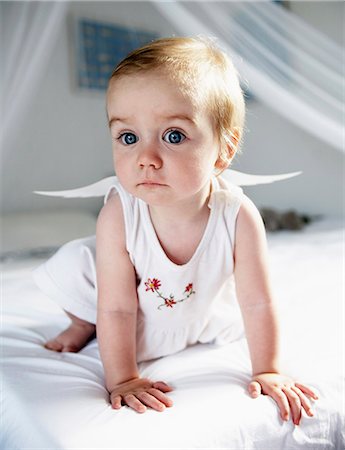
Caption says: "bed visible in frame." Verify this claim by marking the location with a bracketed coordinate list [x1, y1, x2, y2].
[1, 210, 344, 449]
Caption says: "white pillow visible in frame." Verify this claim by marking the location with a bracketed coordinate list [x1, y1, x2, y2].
[1, 209, 97, 258]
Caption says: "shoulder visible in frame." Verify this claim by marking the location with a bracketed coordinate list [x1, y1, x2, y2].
[237, 195, 264, 230]
[234, 195, 266, 255]
[96, 192, 126, 248]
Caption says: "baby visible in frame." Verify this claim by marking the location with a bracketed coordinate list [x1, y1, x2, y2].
[33, 36, 318, 423]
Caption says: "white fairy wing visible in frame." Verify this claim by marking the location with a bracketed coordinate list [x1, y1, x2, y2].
[223, 169, 302, 186]
[33, 176, 117, 198]
[32, 170, 302, 198]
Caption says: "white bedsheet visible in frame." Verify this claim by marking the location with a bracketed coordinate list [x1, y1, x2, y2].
[1, 218, 344, 449]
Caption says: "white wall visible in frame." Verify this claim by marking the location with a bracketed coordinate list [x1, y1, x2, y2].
[2, 1, 343, 217]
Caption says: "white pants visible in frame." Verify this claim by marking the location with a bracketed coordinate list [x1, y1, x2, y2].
[33, 236, 98, 324]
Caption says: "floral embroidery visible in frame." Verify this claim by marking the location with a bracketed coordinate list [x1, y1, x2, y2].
[145, 278, 161, 292]
[185, 283, 193, 293]
[164, 296, 177, 308]
[145, 278, 195, 310]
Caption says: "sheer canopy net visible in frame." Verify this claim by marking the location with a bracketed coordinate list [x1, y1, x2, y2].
[1, 0, 343, 162]
[1, 1, 69, 162]
[153, 1, 344, 153]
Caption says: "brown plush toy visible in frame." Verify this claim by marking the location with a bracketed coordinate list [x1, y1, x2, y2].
[259, 208, 312, 231]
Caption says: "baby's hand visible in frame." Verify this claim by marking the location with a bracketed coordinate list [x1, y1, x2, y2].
[110, 377, 174, 413]
[248, 373, 319, 425]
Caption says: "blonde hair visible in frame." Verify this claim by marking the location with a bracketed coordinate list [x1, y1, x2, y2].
[108, 36, 245, 171]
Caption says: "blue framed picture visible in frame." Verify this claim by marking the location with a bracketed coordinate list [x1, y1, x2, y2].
[76, 19, 158, 91]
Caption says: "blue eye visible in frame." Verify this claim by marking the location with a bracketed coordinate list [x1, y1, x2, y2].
[163, 129, 186, 144]
[119, 132, 138, 145]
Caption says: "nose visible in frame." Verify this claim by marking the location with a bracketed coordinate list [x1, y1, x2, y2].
[138, 145, 162, 170]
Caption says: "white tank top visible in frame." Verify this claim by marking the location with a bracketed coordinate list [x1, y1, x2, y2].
[104, 175, 245, 362]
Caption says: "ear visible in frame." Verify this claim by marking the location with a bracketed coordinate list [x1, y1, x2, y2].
[214, 157, 229, 173]
[228, 128, 240, 153]
[214, 128, 240, 172]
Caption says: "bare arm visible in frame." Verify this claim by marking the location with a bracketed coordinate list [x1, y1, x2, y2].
[234, 196, 280, 375]
[96, 194, 139, 390]
[234, 196, 318, 424]
[96, 193, 173, 412]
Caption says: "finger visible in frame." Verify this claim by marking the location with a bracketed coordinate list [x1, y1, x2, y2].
[270, 387, 290, 422]
[291, 385, 314, 417]
[283, 387, 302, 425]
[148, 387, 174, 407]
[123, 393, 147, 414]
[111, 394, 122, 410]
[248, 381, 262, 398]
[295, 382, 319, 400]
[136, 392, 166, 412]
[152, 381, 174, 393]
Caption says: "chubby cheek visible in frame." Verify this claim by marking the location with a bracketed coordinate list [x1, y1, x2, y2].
[112, 153, 131, 187]
[113, 150, 129, 171]
[182, 145, 218, 176]
[171, 155, 216, 192]
[112, 151, 119, 172]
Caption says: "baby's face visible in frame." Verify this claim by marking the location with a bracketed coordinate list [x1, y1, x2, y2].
[106, 71, 221, 207]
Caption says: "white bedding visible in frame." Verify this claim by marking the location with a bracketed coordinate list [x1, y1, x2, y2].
[1, 217, 344, 449]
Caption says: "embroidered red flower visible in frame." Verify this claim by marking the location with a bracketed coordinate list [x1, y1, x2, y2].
[184, 283, 193, 293]
[164, 297, 177, 308]
[145, 278, 161, 292]
[144, 278, 195, 310]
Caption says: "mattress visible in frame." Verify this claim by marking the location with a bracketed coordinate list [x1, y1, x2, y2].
[1, 217, 344, 449]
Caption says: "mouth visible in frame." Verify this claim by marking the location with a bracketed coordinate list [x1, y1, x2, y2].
[137, 180, 167, 187]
